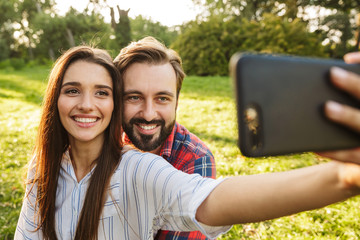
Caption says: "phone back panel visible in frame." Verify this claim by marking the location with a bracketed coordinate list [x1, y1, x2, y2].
[231, 53, 360, 157]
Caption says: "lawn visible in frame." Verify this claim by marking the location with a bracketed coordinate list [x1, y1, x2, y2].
[1, 66, 360, 239]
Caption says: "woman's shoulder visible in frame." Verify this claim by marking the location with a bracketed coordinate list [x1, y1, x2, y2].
[120, 147, 166, 167]
[115, 147, 174, 177]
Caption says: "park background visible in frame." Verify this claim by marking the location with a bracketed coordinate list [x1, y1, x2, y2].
[1, 0, 360, 239]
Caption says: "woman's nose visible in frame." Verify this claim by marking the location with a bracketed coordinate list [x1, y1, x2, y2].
[78, 93, 94, 112]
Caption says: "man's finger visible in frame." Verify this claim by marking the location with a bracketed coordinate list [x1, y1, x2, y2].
[324, 101, 360, 133]
[330, 67, 360, 100]
[344, 52, 360, 64]
[317, 148, 360, 164]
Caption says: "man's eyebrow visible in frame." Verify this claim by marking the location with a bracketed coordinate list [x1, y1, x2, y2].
[123, 90, 175, 98]
[61, 82, 112, 90]
[123, 90, 142, 95]
[156, 91, 175, 97]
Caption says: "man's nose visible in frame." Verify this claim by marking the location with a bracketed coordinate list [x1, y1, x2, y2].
[141, 101, 157, 121]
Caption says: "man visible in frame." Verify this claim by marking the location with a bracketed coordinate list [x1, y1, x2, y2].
[114, 37, 216, 240]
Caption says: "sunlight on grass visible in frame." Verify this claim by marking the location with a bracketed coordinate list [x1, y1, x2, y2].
[0, 67, 46, 239]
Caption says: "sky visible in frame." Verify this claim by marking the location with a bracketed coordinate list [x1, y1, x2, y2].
[54, 0, 201, 27]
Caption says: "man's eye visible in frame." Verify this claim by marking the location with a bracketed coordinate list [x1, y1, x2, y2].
[127, 96, 140, 101]
[158, 97, 169, 102]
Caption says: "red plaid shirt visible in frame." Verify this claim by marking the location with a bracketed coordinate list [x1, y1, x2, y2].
[123, 122, 216, 240]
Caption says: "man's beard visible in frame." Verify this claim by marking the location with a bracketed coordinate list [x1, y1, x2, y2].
[123, 118, 175, 151]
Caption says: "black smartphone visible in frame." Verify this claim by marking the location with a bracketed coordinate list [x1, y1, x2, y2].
[230, 53, 360, 157]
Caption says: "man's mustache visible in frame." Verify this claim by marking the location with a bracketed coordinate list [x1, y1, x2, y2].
[129, 118, 165, 126]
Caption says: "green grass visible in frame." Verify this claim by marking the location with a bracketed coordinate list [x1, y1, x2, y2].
[1, 66, 360, 239]
[0, 66, 49, 238]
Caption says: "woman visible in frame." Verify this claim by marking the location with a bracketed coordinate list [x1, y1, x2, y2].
[15, 46, 360, 240]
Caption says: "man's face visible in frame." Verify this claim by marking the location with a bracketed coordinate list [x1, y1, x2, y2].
[122, 62, 177, 153]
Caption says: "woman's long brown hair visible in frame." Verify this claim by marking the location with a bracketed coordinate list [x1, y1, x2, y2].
[31, 46, 123, 239]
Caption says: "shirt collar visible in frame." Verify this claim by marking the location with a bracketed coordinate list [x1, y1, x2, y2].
[159, 122, 177, 159]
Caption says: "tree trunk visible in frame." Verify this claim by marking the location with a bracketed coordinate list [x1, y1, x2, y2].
[66, 28, 75, 47]
[110, 7, 116, 30]
[48, 47, 55, 61]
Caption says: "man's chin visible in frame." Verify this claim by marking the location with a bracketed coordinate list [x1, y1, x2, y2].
[133, 134, 162, 151]
[135, 142, 161, 152]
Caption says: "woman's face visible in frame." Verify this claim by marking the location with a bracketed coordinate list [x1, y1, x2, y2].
[57, 60, 114, 146]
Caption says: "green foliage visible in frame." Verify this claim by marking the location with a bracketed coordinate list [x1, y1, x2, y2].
[130, 15, 178, 46]
[318, 10, 357, 58]
[0, 33, 11, 61]
[0, 58, 27, 70]
[0, 0, 16, 24]
[32, 8, 115, 60]
[32, 13, 67, 60]
[9, 58, 26, 70]
[192, 0, 359, 58]
[64, 9, 114, 49]
[0, 59, 11, 70]
[0, 0, 18, 60]
[172, 13, 327, 76]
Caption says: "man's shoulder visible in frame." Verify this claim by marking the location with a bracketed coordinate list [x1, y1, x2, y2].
[169, 123, 216, 178]
[173, 123, 213, 157]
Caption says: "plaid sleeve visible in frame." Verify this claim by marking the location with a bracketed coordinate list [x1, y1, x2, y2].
[155, 230, 211, 240]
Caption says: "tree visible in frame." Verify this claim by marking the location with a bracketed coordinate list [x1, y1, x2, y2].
[32, 13, 67, 60]
[16, 0, 56, 59]
[30, 6, 114, 60]
[192, 0, 359, 58]
[0, 0, 22, 60]
[172, 13, 326, 76]
[64, 8, 113, 49]
[130, 15, 178, 46]
[110, 6, 131, 48]
[308, 2, 359, 57]
[319, 11, 355, 58]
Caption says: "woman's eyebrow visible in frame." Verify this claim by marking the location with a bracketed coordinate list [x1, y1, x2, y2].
[95, 84, 113, 91]
[61, 82, 112, 91]
[61, 81, 80, 88]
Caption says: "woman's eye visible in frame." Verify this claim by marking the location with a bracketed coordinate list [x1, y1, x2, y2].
[96, 90, 110, 96]
[65, 89, 79, 94]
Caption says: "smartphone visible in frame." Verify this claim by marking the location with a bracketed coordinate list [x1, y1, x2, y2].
[230, 53, 360, 157]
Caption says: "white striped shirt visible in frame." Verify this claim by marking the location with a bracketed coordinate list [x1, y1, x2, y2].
[15, 149, 231, 240]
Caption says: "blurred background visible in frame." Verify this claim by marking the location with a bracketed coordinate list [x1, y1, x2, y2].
[1, 0, 359, 76]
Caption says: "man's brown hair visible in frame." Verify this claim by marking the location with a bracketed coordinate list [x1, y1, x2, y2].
[114, 36, 186, 98]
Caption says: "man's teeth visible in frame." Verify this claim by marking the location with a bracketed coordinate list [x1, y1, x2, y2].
[74, 117, 97, 123]
[140, 125, 156, 130]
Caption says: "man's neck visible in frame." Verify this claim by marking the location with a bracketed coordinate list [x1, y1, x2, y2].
[150, 145, 162, 155]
